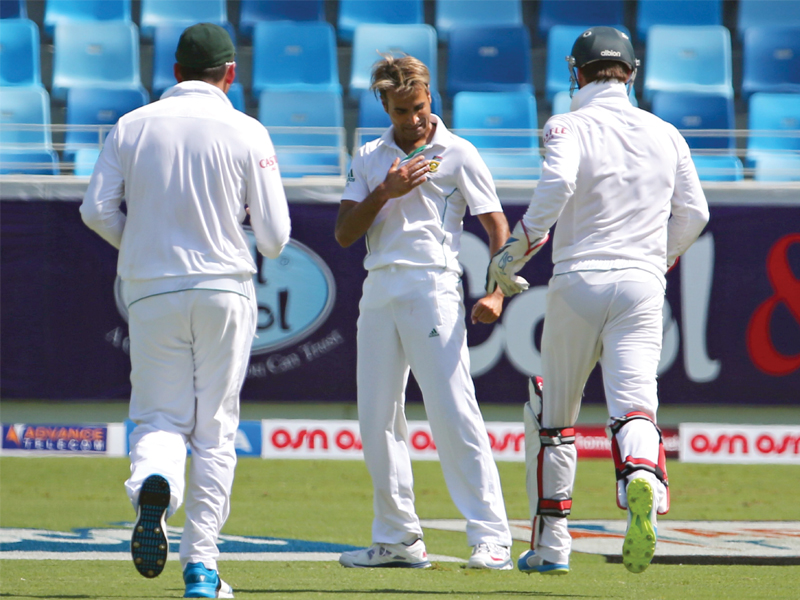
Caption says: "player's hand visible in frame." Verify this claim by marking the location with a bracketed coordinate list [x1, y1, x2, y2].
[486, 220, 549, 296]
[471, 289, 504, 324]
[382, 156, 429, 198]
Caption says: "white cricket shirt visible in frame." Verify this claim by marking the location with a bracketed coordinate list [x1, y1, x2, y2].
[342, 115, 502, 273]
[81, 81, 291, 305]
[522, 81, 710, 287]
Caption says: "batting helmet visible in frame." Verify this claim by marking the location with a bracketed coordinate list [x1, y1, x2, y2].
[566, 26, 640, 97]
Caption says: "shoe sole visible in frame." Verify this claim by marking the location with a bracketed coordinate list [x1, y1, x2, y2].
[623, 478, 656, 574]
[517, 553, 569, 575]
[131, 474, 170, 579]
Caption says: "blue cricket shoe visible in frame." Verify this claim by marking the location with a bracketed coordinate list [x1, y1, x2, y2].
[517, 549, 570, 575]
[184, 562, 234, 598]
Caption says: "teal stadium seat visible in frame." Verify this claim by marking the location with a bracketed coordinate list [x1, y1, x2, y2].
[337, 0, 423, 43]
[636, 0, 721, 41]
[0, 149, 59, 174]
[447, 26, 533, 96]
[44, 0, 131, 37]
[252, 21, 340, 96]
[0, 18, 41, 87]
[258, 90, 346, 177]
[350, 24, 437, 97]
[643, 25, 733, 101]
[691, 156, 743, 182]
[239, 0, 324, 39]
[139, 0, 227, 40]
[51, 21, 145, 101]
[434, 0, 522, 43]
[0, 86, 54, 151]
[747, 93, 800, 173]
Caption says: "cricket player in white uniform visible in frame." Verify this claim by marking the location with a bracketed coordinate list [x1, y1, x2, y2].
[335, 55, 514, 570]
[487, 27, 710, 575]
[81, 24, 291, 598]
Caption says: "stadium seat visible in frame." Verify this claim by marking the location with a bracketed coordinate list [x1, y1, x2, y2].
[51, 21, 146, 101]
[358, 88, 443, 128]
[691, 155, 743, 181]
[636, 0, 721, 41]
[139, 0, 227, 40]
[643, 25, 733, 101]
[64, 87, 149, 160]
[447, 26, 533, 96]
[0, 18, 41, 87]
[0, 149, 59, 175]
[452, 91, 540, 179]
[434, 0, 522, 43]
[258, 90, 346, 177]
[252, 21, 340, 96]
[737, 0, 800, 39]
[239, 0, 324, 39]
[742, 27, 800, 98]
[44, 0, 131, 37]
[227, 82, 245, 112]
[538, 0, 624, 40]
[0, 0, 26, 19]
[350, 24, 437, 97]
[0, 86, 54, 150]
[651, 92, 734, 151]
[747, 93, 800, 167]
[754, 154, 800, 182]
[337, 0, 423, 44]
[72, 148, 101, 176]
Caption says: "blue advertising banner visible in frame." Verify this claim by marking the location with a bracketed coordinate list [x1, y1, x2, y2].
[1, 198, 799, 405]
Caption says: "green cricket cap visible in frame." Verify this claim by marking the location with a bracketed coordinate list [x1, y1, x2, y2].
[175, 23, 235, 70]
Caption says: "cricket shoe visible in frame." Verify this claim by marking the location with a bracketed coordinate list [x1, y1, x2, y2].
[339, 538, 431, 568]
[517, 549, 570, 575]
[183, 562, 234, 598]
[622, 478, 657, 574]
[131, 474, 170, 578]
[467, 543, 513, 570]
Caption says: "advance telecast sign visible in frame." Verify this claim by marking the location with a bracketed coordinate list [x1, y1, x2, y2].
[680, 423, 800, 464]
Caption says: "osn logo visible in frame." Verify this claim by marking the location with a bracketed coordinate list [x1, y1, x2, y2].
[114, 228, 336, 355]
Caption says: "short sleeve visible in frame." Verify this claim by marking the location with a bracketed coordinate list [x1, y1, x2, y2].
[342, 149, 370, 203]
[458, 144, 502, 216]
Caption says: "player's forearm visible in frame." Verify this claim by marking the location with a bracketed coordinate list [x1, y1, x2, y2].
[334, 187, 391, 247]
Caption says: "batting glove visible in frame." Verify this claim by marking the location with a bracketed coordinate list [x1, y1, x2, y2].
[486, 220, 549, 296]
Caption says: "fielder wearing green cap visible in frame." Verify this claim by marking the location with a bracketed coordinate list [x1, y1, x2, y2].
[81, 15, 290, 600]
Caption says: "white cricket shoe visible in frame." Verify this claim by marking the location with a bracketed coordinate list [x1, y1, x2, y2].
[622, 478, 658, 574]
[467, 543, 513, 570]
[339, 538, 431, 568]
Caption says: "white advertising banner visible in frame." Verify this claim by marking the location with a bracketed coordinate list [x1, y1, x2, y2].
[261, 419, 527, 461]
[679, 423, 800, 464]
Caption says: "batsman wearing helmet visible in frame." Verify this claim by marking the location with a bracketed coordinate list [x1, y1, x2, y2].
[487, 27, 709, 574]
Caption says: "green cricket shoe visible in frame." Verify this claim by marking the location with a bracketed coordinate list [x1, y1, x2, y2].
[623, 478, 657, 574]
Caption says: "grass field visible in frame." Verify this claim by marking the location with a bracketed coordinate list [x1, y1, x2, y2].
[1, 456, 799, 599]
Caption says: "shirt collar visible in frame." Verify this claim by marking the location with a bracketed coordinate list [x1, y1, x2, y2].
[570, 80, 630, 111]
[380, 113, 453, 153]
[160, 80, 233, 107]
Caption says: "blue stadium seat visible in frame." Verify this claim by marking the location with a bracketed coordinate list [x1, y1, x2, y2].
[0, 0, 26, 19]
[44, 0, 131, 37]
[651, 92, 734, 151]
[64, 87, 149, 159]
[0, 18, 41, 87]
[538, 0, 624, 40]
[258, 90, 346, 177]
[692, 155, 743, 181]
[140, 0, 227, 40]
[350, 24, 438, 97]
[643, 25, 733, 101]
[754, 155, 800, 181]
[434, 0, 522, 43]
[0, 150, 59, 174]
[227, 82, 245, 112]
[636, 0, 721, 41]
[52, 22, 145, 101]
[72, 148, 101, 176]
[747, 93, 800, 167]
[239, 0, 324, 39]
[453, 91, 540, 179]
[337, 0, 423, 43]
[0, 86, 54, 150]
[447, 26, 533, 96]
[737, 0, 800, 39]
[742, 27, 800, 98]
[358, 88, 443, 128]
[252, 21, 340, 96]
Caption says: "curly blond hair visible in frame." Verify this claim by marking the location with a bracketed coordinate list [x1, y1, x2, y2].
[370, 54, 430, 100]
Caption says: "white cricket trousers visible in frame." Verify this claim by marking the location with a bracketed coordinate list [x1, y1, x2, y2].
[537, 269, 666, 564]
[356, 266, 511, 547]
[124, 288, 256, 571]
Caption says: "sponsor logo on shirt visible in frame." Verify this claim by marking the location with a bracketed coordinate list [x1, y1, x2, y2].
[543, 126, 567, 144]
[346, 168, 355, 183]
[259, 155, 279, 170]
